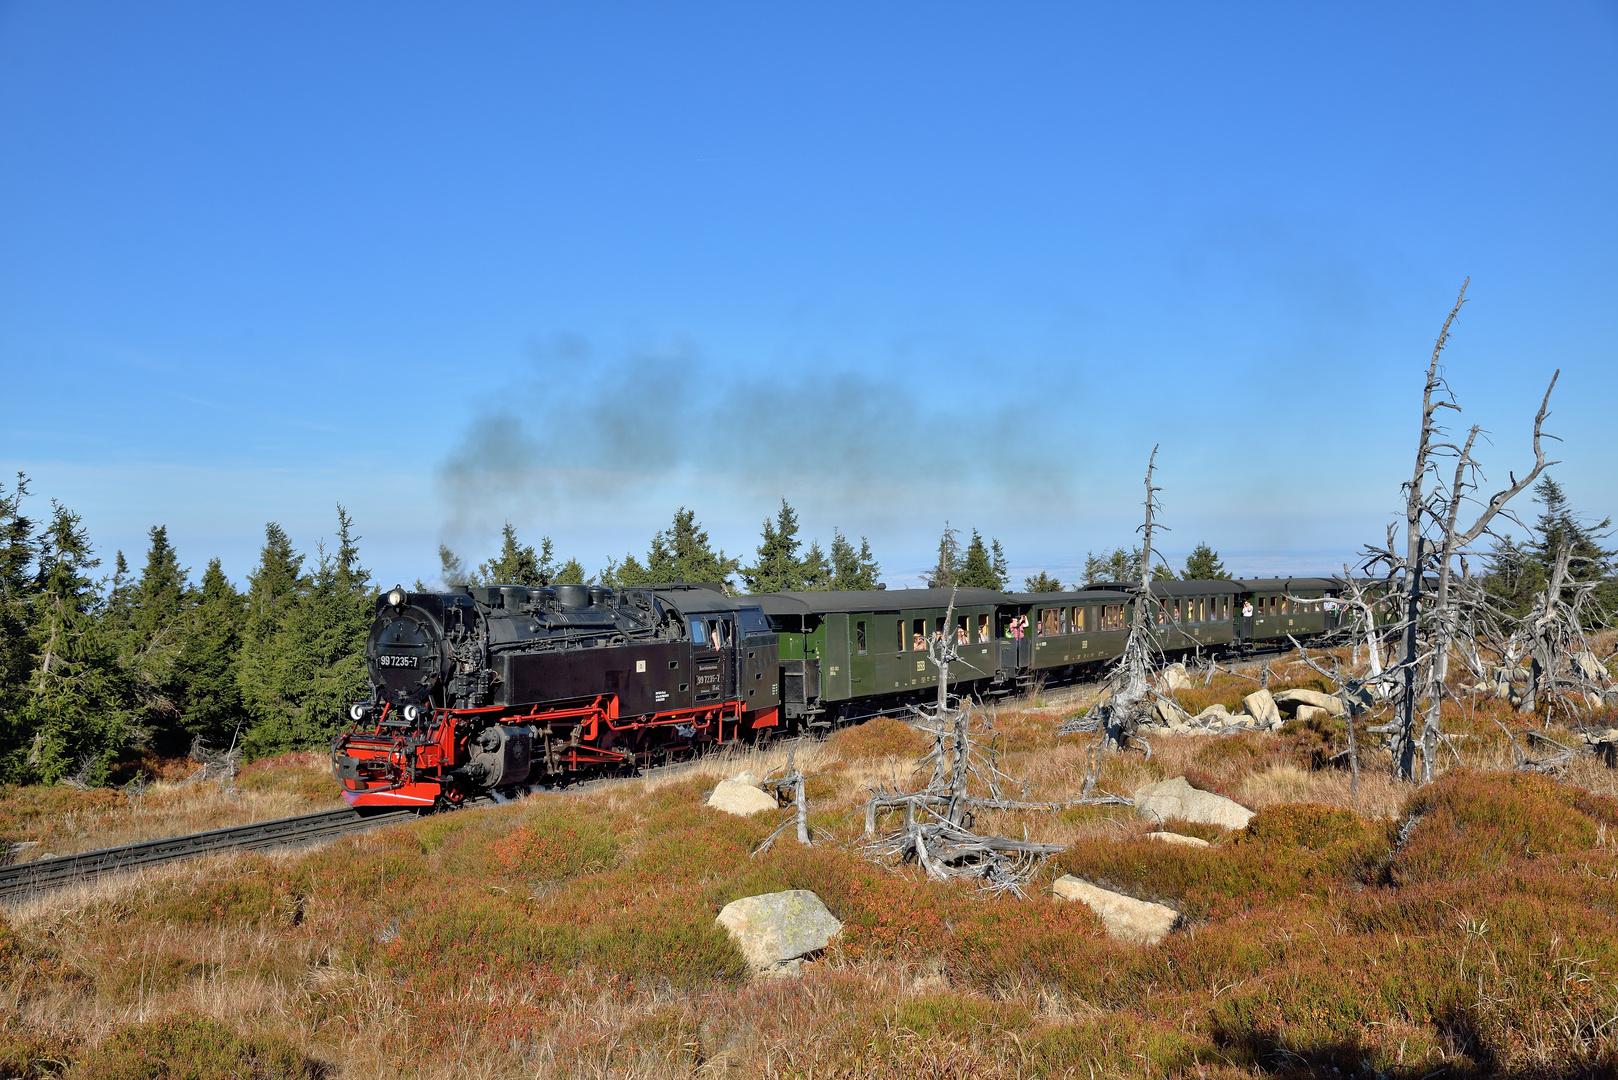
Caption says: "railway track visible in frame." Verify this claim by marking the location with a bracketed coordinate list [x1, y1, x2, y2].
[0, 805, 420, 902]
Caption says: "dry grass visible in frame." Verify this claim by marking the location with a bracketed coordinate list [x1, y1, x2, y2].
[2, 654, 1617, 1078]
[0, 751, 343, 861]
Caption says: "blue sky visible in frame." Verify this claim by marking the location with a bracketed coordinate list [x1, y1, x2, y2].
[2, 3, 1614, 589]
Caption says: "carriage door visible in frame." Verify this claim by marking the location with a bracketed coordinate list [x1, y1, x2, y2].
[691, 616, 735, 704]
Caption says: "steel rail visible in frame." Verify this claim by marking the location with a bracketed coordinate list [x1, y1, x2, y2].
[0, 806, 420, 902]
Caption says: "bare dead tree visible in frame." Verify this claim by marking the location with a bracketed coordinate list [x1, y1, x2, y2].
[861, 703, 1104, 895]
[1060, 447, 1172, 748]
[1362, 280, 1560, 783]
[186, 736, 242, 787]
[752, 747, 813, 856]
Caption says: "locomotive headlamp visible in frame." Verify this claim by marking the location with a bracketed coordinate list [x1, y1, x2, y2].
[348, 702, 369, 722]
[388, 588, 405, 607]
[403, 704, 421, 723]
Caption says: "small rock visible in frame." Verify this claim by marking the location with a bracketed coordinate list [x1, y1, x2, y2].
[1194, 703, 1229, 721]
[1133, 775, 1254, 830]
[707, 779, 779, 817]
[1272, 688, 1344, 717]
[1293, 704, 1331, 723]
[1586, 693, 1605, 710]
[1154, 699, 1188, 725]
[1147, 831, 1210, 848]
[731, 769, 759, 787]
[1052, 875, 1179, 945]
[1159, 662, 1192, 693]
[1242, 689, 1282, 728]
[716, 890, 843, 975]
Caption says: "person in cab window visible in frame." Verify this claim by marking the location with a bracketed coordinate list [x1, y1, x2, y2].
[956, 625, 969, 645]
[912, 631, 926, 651]
[1242, 600, 1254, 618]
[978, 622, 990, 643]
[710, 624, 723, 651]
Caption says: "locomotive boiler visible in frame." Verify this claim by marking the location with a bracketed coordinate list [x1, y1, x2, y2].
[332, 583, 780, 808]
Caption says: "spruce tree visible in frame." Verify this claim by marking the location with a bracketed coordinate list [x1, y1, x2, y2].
[171, 558, 247, 749]
[644, 508, 739, 585]
[927, 522, 962, 588]
[553, 557, 590, 585]
[19, 503, 133, 783]
[475, 523, 557, 586]
[743, 499, 807, 593]
[1023, 571, 1064, 592]
[1083, 547, 1144, 586]
[958, 530, 997, 589]
[437, 544, 470, 589]
[237, 523, 307, 754]
[799, 540, 830, 590]
[1485, 476, 1617, 618]
[124, 526, 194, 749]
[828, 530, 881, 590]
[598, 554, 651, 588]
[243, 507, 374, 758]
[1182, 542, 1229, 580]
[0, 476, 38, 768]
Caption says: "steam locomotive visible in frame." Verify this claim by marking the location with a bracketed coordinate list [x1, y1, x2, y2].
[333, 576, 1366, 809]
[332, 583, 782, 808]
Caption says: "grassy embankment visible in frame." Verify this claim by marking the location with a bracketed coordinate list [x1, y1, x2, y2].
[1, 654, 1616, 1078]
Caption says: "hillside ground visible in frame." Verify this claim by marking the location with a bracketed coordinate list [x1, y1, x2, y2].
[2, 654, 1616, 1079]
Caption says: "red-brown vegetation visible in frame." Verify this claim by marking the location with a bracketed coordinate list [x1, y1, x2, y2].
[0, 664, 1614, 1077]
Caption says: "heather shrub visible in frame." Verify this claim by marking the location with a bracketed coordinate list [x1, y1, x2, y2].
[143, 862, 297, 928]
[1053, 807, 1388, 922]
[0, 1029, 74, 1079]
[65, 1016, 319, 1079]
[1238, 803, 1375, 851]
[896, 994, 1031, 1038]
[824, 716, 928, 760]
[488, 815, 618, 881]
[0, 787, 121, 844]
[1391, 771, 1603, 885]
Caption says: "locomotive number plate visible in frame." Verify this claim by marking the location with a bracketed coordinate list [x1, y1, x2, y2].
[378, 655, 420, 669]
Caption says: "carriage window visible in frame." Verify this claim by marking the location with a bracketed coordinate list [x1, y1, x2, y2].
[1072, 606, 1085, 632]
[1103, 604, 1125, 630]
[957, 615, 970, 644]
[1042, 608, 1060, 636]
[897, 620, 905, 652]
[913, 618, 927, 650]
[855, 621, 867, 655]
[977, 614, 990, 643]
